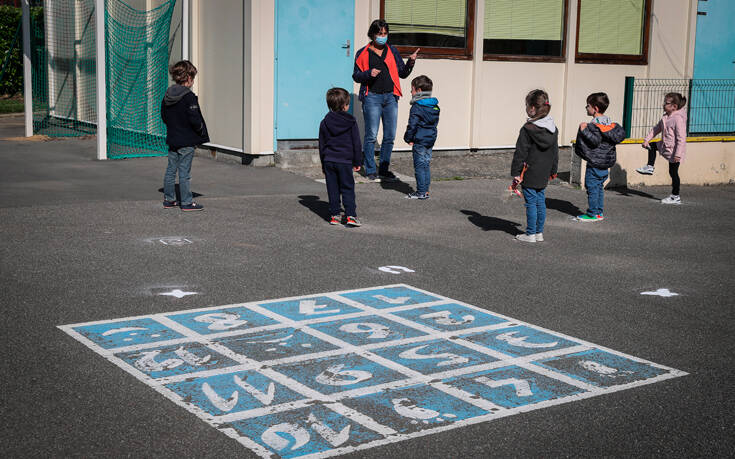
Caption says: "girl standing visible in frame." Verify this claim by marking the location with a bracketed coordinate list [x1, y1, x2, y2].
[637, 92, 688, 205]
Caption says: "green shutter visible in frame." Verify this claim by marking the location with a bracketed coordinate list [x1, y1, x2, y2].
[385, 0, 467, 38]
[484, 0, 564, 41]
[578, 0, 644, 55]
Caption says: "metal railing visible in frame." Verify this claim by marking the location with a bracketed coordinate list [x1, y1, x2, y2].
[623, 77, 735, 138]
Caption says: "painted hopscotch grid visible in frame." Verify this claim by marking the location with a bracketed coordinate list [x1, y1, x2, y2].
[59, 284, 687, 458]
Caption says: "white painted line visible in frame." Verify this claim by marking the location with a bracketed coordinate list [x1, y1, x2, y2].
[378, 266, 415, 274]
[640, 288, 679, 297]
[159, 289, 198, 298]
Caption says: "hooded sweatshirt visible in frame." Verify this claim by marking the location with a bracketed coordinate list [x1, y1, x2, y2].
[643, 108, 687, 162]
[510, 116, 559, 189]
[574, 117, 626, 169]
[318, 110, 363, 167]
[404, 93, 440, 148]
[160, 84, 209, 150]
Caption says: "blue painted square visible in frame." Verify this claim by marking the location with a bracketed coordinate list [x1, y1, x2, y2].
[308, 315, 428, 347]
[72, 318, 186, 350]
[115, 342, 240, 379]
[274, 353, 406, 395]
[371, 339, 497, 375]
[257, 296, 362, 321]
[445, 365, 587, 408]
[165, 306, 278, 335]
[339, 286, 441, 309]
[214, 328, 339, 362]
[165, 370, 305, 416]
[391, 303, 507, 332]
[464, 325, 580, 357]
[341, 383, 488, 434]
[536, 349, 670, 387]
[232, 404, 382, 458]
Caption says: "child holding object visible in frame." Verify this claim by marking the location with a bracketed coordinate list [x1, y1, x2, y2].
[510, 89, 559, 243]
[318, 88, 363, 227]
[637, 92, 688, 205]
[574, 92, 626, 221]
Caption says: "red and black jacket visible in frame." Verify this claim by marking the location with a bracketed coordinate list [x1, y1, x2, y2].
[353, 43, 414, 101]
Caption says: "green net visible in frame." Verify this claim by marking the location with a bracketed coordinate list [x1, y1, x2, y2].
[29, 0, 177, 158]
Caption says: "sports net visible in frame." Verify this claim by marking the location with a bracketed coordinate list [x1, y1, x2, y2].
[29, 0, 177, 158]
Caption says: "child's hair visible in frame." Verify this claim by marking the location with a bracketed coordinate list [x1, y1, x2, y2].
[665, 92, 687, 109]
[411, 75, 433, 92]
[586, 92, 609, 113]
[169, 60, 197, 85]
[326, 87, 350, 112]
[368, 19, 389, 40]
[525, 89, 550, 120]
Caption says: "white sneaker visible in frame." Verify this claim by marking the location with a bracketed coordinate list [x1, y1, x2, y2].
[515, 233, 536, 243]
[535, 233, 544, 242]
[636, 165, 654, 175]
[661, 195, 681, 205]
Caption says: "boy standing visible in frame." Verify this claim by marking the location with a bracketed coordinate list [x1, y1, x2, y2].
[574, 92, 626, 221]
[161, 60, 209, 211]
[318, 88, 363, 226]
[403, 75, 440, 200]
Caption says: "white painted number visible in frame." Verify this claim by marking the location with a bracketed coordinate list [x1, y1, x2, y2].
[194, 312, 248, 331]
[420, 310, 475, 326]
[133, 347, 210, 373]
[378, 266, 415, 274]
[392, 398, 440, 420]
[496, 331, 558, 348]
[475, 376, 533, 397]
[315, 364, 372, 386]
[339, 322, 390, 339]
[398, 344, 469, 367]
[261, 414, 352, 452]
[299, 299, 341, 315]
[307, 413, 351, 447]
[372, 294, 410, 305]
[200, 375, 276, 412]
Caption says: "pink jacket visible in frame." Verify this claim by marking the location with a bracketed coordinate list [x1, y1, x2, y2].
[644, 108, 687, 162]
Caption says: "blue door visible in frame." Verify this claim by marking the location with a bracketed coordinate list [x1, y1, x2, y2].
[275, 0, 355, 140]
[690, 0, 735, 133]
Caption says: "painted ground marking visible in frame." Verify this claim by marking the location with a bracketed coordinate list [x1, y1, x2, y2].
[59, 284, 686, 458]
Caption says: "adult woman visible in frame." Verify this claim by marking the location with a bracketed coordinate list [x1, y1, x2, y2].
[353, 19, 419, 181]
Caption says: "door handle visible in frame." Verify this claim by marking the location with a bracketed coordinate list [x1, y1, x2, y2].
[342, 40, 350, 57]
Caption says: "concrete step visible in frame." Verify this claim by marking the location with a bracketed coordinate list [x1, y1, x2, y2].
[275, 149, 321, 168]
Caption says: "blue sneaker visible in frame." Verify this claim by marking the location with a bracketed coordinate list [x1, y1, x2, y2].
[163, 200, 178, 209]
[181, 202, 204, 211]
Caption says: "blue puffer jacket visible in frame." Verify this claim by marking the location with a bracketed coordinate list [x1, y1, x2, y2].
[574, 122, 626, 169]
[403, 97, 440, 148]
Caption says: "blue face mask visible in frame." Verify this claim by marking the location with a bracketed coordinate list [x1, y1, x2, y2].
[374, 35, 388, 46]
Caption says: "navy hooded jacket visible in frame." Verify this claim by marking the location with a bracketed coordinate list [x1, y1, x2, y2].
[403, 97, 440, 148]
[160, 84, 210, 150]
[318, 111, 363, 167]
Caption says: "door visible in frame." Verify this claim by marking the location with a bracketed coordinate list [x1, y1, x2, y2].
[275, 0, 355, 140]
[690, 0, 735, 133]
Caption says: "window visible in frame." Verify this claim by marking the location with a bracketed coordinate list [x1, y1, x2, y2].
[484, 0, 568, 61]
[381, 0, 475, 59]
[575, 0, 652, 64]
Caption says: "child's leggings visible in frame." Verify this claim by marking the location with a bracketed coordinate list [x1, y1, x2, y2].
[647, 142, 681, 196]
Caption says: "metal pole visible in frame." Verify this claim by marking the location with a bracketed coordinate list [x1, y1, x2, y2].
[21, 0, 32, 137]
[182, 0, 189, 60]
[95, 0, 107, 160]
[623, 76, 635, 138]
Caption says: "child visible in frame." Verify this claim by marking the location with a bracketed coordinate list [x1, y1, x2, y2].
[637, 92, 687, 205]
[161, 60, 209, 211]
[574, 92, 626, 221]
[318, 88, 363, 226]
[403, 75, 440, 199]
[511, 89, 559, 243]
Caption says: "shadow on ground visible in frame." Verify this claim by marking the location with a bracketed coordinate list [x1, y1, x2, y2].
[546, 198, 583, 217]
[157, 185, 203, 202]
[298, 195, 331, 222]
[461, 209, 521, 235]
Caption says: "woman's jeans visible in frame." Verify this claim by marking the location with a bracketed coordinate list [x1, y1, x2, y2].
[585, 166, 609, 217]
[522, 186, 546, 235]
[412, 144, 432, 193]
[362, 92, 398, 175]
[163, 146, 195, 205]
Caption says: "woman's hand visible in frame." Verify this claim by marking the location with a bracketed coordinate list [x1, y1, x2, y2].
[370, 68, 381, 78]
[409, 48, 420, 60]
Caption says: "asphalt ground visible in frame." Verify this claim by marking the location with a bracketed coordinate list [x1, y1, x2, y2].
[2, 114, 734, 458]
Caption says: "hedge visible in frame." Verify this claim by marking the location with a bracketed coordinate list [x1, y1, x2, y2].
[0, 6, 43, 96]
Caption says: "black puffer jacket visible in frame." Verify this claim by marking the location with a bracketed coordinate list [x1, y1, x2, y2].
[510, 120, 559, 190]
[160, 85, 210, 150]
[574, 122, 626, 169]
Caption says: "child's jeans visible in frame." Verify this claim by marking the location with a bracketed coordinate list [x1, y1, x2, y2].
[323, 161, 357, 217]
[647, 142, 680, 195]
[522, 186, 546, 235]
[412, 144, 432, 193]
[585, 166, 609, 217]
[163, 146, 195, 205]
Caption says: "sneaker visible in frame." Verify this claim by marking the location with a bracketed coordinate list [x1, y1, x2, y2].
[329, 215, 341, 225]
[515, 233, 536, 243]
[163, 200, 178, 209]
[636, 165, 654, 175]
[535, 233, 544, 242]
[379, 171, 398, 182]
[406, 191, 429, 200]
[181, 202, 204, 211]
[576, 214, 602, 222]
[661, 195, 681, 205]
[345, 216, 362, 227]
[366, 173, 378, 181]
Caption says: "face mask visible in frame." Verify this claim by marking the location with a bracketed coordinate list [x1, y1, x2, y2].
[374, 35, 388, 46]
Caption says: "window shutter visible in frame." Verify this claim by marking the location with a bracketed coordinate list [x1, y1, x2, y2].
[485, 0, 564, 41]
[578, 0, 645, 55]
